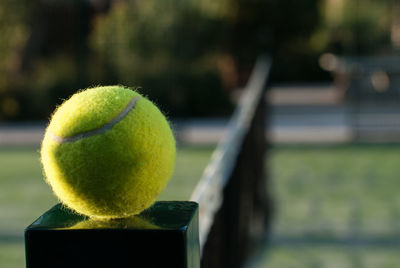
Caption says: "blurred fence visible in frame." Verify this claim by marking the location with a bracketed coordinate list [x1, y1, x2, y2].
[190, 56, 271, 267]
[328, 55, 400, 142]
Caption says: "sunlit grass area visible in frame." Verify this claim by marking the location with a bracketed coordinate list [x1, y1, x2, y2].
[252, 144, 400, 268]
[257, 246, 400, 268]
[0, 145, 213, 268]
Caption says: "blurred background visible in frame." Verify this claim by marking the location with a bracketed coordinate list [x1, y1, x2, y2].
[2, 0, 400, 267]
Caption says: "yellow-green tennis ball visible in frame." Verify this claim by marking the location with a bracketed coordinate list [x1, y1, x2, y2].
[41, 86, 176, 219]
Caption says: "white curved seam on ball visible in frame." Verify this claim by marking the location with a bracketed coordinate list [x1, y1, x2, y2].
[49, 96, 140, 144]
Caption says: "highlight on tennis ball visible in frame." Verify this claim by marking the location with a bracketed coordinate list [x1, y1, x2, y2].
[40, 85, 176, 219]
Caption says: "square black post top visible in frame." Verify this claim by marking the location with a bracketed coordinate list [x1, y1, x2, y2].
[25, 201, 200, 268]
[26, 201, 198, 231]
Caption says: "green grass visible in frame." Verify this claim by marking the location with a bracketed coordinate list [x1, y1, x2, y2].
[0, 145, 212, 268]
[251, 144, 400, 268]
[255, 246, 400, 268]
[6, 144, 400, 267]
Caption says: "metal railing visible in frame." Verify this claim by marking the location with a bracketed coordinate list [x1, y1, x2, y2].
[190, 56, 272, 267]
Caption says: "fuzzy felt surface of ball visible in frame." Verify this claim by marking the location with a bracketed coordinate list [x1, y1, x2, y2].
[41, 86, 176, 219]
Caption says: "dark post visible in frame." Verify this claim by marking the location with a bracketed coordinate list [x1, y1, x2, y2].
[25, 201, 200, 268]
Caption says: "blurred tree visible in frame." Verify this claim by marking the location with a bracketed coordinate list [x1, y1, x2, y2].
[323, 0, 392, 55]
[233, 0, 322, 81]
[90, 0, 233, 116]
[0, 0, 111, 120]
[90, 0, 324, 114]
[0, 0, 330, 120]
[222, 0, 324, 82]
[0, 0, 30, 120]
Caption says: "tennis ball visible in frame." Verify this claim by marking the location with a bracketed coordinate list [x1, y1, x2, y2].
[41, 86, 176, 219]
